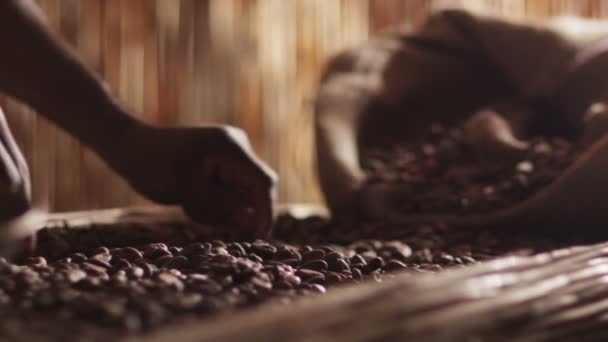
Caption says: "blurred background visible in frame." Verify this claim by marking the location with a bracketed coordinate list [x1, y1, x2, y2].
[2, 0, 608, 212]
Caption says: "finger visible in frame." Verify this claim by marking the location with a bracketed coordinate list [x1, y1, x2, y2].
[182, 183, 242, 228]
[251, 181, 276, 238]
[213, 156, 277, 238]
[583, 103, 608, 148]
[463, 109, 529, 161]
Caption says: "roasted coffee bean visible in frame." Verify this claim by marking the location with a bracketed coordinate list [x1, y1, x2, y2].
[295, 269, 325, 282]
[163, 256, 189, 270]
[145, 248, 172, 261]
[154, 255, 174, 267]
[300, 245, 313, 253]
[81, 263, 107, 277]
[350, 254, 367, 266]
[112, 247, 143, 262]
[282, 259, 301, 267]
[385, 260, 407, 271]
[69, 253, 87, 263]
[324, 252, 345, 263]
[89, 254, 112, 267]
[327, 259, 349, 272]
[112, 258, 131, 270]
[325, 273, 342, 284]
[155, 272, 184, 292]
[168, 247, 182, 255]
[247, 254, 264, 264]
[250, 243, 277, 259]
[368, 257, 385, 270]
[302, 249, 325, 262]
[126, 267, 145, 279]
[181, 243, 206, 257]
[275, 248, 301, 261]
[211, 240, 227, 248]
[300, 283, 326, 294]
[89, 247, 110, 256]
[25, 257, 47, 267]
[301, 260, 328, 271]
[210, 254, 236, 264]
[283, 274, 301, 287]
[227, 242, 246, 257]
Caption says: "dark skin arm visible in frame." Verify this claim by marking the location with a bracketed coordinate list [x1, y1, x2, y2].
[0, 0, 277, 238]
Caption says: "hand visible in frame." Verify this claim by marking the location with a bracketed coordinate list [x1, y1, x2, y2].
[108, 123, 277, 239]
[582, 102, 608, 148]
[462, 109, 529, 163]
[0, 108, 30, 222]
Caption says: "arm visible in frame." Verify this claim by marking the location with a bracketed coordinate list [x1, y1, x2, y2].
[0, 0, 277, 237]
[314, 42, 395, 216]
[0, 0, 138, 162]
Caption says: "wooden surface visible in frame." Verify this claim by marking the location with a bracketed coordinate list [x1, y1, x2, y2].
[133, 241, 608, 342]
[3, 0, 608, 213]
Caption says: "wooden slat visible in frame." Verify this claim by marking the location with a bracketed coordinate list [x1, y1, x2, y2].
[133, 240, 608, 342]
[0, 0, 606, 211]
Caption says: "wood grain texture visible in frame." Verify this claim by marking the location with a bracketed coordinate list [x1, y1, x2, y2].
[2, 0, 608, 212]
[134, 240, 608, 342]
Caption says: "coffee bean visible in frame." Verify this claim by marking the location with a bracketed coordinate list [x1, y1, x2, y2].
[350, 254, 367, 266]
[163, 256, 189, 270]
[327, 259, 349, 272]
[302, 249, 325, 262]
[306, 283, 326, 294]
[112, 247, 143, 262]
[89, 247, 110, 256]
[385, 260, 407, 271]
[227, 242, 246, 257]
[300, 245, 313, 253]
[112, 258, 131, 270]
[251, 243, 277, 259]
[282, 259, 301, 267]
[145, 248, 172, 261]
[81, 263, 107, 277]
[25, 257, 47, 267]
[126, 267, 145, 279]
[155, 272, 184, 292]
[368, 257, 385, 270]
[211, 240, 227, 248]
[276, 248, 301, 261]
[283, 274, 301, 287]
[325, 273, 342, 284]
[324, 252, 345, 263]
[64, 269, 87, 283]
[69, 253, 88, 263]
[247, 254, 263, 264]
[301, 260, 328, 271]
[153, 255, 173, 267]
[88, 258, 112, 270]
[75, 277, 102, 290]
[295, 269, 325, 282]
[182, 243, 206, 257]
[168, 247, 182, 255]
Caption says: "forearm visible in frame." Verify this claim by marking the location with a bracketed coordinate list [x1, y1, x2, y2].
[315, 74, 371, 211]
[0, 0, 141, 161]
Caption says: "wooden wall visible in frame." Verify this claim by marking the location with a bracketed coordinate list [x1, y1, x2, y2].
[2, 0, 608, 212]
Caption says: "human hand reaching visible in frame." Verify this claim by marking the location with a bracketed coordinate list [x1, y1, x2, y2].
[108, 123, 277, 239]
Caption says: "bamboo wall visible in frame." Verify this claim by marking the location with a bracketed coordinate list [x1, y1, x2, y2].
[2, 0, 608, 212]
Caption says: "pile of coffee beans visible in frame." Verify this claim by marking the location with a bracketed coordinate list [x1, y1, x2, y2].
[362, 123, 579, 213]
[0, 237, 451, 340]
